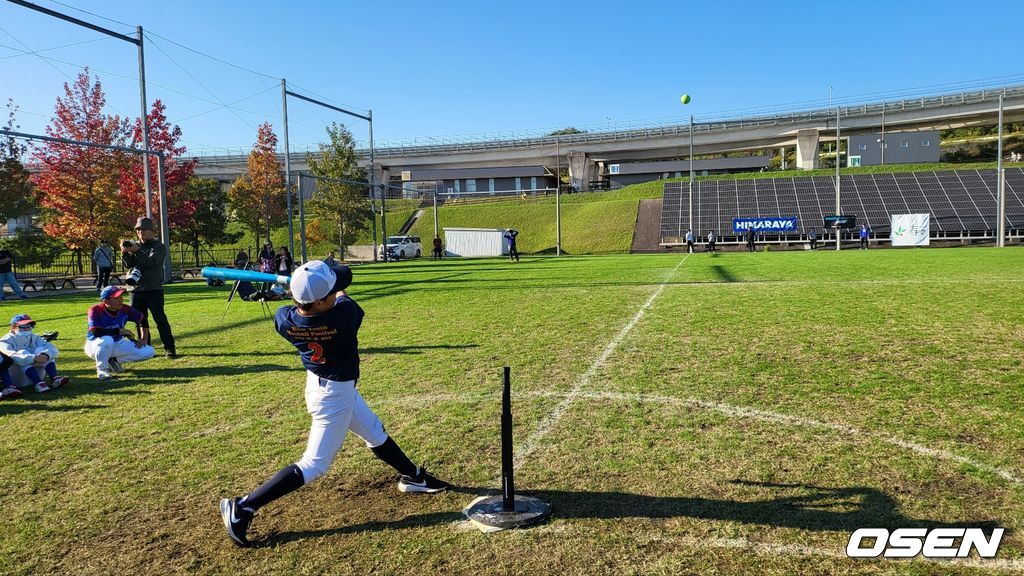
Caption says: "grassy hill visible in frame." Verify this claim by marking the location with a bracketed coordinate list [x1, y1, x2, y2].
[408, 188, 662, 254]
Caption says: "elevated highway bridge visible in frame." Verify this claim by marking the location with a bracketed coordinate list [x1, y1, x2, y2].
[193, 86, 1024, 191]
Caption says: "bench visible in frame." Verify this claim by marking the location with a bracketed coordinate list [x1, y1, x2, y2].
[20, 276, 77, 291]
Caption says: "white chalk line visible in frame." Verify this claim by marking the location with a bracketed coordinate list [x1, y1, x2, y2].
[376, 388, 1022, 485]
[511, 255, 690, 470]
[572, 390, 1023, 484]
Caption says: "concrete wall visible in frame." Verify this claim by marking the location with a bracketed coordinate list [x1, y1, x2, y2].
[437, 176, 555, 194]
[848, 131, 940, 166]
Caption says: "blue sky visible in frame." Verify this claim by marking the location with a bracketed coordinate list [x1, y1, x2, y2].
[2, 0, 1022, 154]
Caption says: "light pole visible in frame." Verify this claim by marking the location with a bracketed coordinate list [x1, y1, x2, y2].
[997, 92, 1006, 247]
[680, 93, 693, 235]
[879, 107, 885, 166]
[689, 114, 694, 233]
[835, 106, 842, 251]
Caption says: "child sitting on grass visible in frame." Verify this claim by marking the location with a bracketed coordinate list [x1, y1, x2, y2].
[0, 314, 69, 394]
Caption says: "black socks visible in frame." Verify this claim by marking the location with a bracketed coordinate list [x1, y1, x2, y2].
[241, 464, 305, 510]
[238, 437, 416, 511]
[370, 436, 418, 477]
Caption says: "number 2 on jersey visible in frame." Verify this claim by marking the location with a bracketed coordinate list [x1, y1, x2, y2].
[308, 342, 326, 364]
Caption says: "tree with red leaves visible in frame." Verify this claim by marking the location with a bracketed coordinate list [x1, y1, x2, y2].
[228, 122, 286, 247]
[31, 69, 133, 249]
[119, 99, 198, 229]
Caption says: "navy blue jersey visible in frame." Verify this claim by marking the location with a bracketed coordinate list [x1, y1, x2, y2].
[274, 295, 364, 382]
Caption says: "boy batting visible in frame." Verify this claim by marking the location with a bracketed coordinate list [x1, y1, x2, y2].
[220, 261, 448, 547]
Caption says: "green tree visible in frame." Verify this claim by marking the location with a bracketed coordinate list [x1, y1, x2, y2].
[305, 122, 371, 256]
[0, 101, 37, 225]
[548, 127, 587, 136]
[0, 228, 67, 269]
[175, 177, 242, 266]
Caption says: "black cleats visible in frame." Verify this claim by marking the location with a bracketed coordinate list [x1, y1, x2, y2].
[398, 466, 449, 493]
[219, 497, 255, 547]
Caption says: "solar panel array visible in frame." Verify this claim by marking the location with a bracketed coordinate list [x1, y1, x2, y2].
[661, 167, 1024, 239]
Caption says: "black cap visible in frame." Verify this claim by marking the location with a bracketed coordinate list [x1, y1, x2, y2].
[134, 217, 155, 230]
[330, 264, 352, 292]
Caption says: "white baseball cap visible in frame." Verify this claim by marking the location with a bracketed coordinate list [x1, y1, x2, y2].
[290, 260, 352, 304]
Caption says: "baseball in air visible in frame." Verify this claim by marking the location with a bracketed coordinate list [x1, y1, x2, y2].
[680, 94, 691, 104]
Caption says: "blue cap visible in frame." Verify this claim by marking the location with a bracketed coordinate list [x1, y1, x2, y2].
[100, 286, 126, 300]
[10, 313, 34, 326]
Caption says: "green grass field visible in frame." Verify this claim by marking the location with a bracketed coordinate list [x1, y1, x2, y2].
[1, 248, 1022, 575]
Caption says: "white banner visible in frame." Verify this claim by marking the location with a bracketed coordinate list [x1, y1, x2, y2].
[891, 214, 930, 246]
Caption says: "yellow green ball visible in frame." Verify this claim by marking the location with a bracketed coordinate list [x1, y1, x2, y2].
[680, 94, 691, 104]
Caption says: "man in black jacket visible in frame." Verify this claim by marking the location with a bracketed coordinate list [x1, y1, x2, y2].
[122, 217, 178, 358]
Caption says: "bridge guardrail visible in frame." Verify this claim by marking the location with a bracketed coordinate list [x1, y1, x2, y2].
[190, 85, 1024, 164]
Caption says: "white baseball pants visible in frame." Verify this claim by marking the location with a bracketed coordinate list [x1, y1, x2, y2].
[295, 372, 388, 483]
[84, 336, 155, 371]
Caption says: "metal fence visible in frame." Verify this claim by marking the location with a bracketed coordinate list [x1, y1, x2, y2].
[12, 247, 249, 280]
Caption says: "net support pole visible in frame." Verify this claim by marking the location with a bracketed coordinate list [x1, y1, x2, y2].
[157, 154, 172, 282]
[433, 190, 439, 238]
[282, 79, 296, 261]
[374, 110, 385, 262]
[835, 106, 841, 251]
[997, 93, 1005, 248]
[556, 138, 562, 256]
[137, 26, 152, 219]
[689, 115, 694, 233]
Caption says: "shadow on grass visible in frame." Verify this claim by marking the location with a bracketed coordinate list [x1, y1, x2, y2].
[361, 258, 555, 273]
[710, 264, 738, 283]
[128, 363, 289, 385]
[257, 481, 1000, 547]
[362, 344, 479, 355]
[0, 370, 148, 415]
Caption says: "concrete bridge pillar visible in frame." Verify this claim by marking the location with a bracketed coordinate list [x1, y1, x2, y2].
[568, 152, 597, 191]
[796, 129, 820, 170]
[373, 166, 391, 197]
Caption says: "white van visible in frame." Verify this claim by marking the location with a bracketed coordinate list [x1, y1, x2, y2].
[379, 235, 422, 259]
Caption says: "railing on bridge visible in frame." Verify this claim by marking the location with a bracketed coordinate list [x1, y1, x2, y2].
[189, 85, 1024, 164]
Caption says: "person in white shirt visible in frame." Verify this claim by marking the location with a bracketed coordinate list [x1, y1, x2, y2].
[0, 313, 68, 394]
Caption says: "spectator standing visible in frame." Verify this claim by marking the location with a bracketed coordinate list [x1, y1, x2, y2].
[259, 242, 275, 273]
[0, 314, 69, 393]
[504, 229, 520, 263]
[0, 247, 27, 301]
[746, 227, 756, 252]
[324, 251, 338, 267]
[94, 239, 115, 291]
[432, 236, 443, 260]
[276, 246, 294, 275]
[685, 229, 695, 254]
[808, 228, 818, 250]
[859, 224, 870, 250]
[707, 230, 716, 253]
[122, 217, 177, 358]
